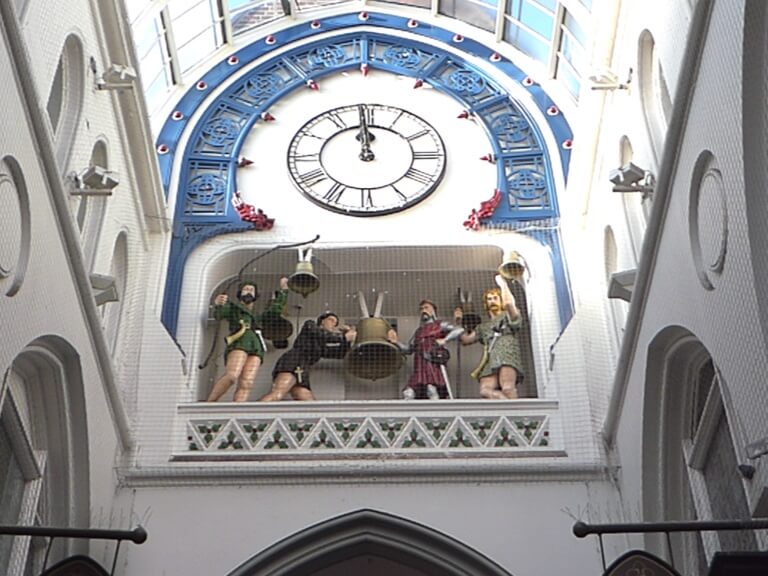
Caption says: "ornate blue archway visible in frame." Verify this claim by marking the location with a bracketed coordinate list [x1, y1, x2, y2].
[157, 13, 574, 336]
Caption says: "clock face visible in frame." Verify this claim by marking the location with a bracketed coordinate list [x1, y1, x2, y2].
[287, 103, 446, 216]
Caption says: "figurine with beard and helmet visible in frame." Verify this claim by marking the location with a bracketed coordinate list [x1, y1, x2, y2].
[398, 299, 463, 400]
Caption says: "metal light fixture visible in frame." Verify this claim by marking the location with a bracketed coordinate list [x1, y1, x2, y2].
[609, 162, 655, 194]
[607, 269, 637, 303]
[589, 67, 632, 91]
[96, 64, 137, 90]
[68, 166, 119, 196]
[89, 273, 119, 306]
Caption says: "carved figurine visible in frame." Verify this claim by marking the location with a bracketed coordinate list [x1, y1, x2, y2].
[400, 299, 464, 400]
[206, 277, 289, 402]
[260, 311, 356, 401]
[458, 275, 523, 399]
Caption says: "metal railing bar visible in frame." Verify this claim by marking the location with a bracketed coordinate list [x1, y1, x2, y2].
[573, 519, 768, 537]
[0, 525, 147, 544]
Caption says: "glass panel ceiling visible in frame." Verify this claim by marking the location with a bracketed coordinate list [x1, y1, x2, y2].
[128, 0, 594, 123]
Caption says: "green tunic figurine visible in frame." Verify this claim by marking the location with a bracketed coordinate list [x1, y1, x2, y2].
[458, 275, 523, 399]
[206, 277, 289, 402]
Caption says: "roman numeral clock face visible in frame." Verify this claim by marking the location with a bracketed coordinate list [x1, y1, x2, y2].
[287, 104, 446, 216]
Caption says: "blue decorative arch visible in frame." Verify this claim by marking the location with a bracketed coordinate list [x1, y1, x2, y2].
[158, 13, 573, 336]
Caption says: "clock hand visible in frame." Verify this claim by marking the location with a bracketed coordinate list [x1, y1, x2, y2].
[357, 104, 375, 162]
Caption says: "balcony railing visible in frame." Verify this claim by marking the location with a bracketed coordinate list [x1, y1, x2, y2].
[175, 399, 563, 461]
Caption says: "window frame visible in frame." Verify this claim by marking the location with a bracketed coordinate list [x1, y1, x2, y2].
[0, 384, 47, 576]
[681, 362, 756, 562]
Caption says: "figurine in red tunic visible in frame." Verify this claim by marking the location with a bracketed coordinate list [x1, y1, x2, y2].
[400, 299, 464, 400]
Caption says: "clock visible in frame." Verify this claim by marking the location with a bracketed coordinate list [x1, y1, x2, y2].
[287, 103, 446, 216]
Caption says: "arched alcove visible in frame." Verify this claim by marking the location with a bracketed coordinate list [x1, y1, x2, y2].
[2, 336, 90, 572]
[77, 140, 108, 232]
[103, 232, 128, 354]
[642, 327, 755, 574]
[618, 135, 633, 166]
[46, 34, 85, 169]
[603, 226, 627, 353]
[604, 226, 618, 281]
[226, 509, 514, 576]
[0, 155, 31, 297]
[618, 134, 648, 257]
[79, 140, 110, 268]
[188, 242, 549, 402]
[637, 30, 670, 163]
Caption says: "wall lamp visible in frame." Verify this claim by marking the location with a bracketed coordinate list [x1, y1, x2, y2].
[609, 162, 655, 194]
[68, 166, 119, 196]
[589, 68, 632, 91]
[607, 269, 637, 303]
[90, 273, 119, 306]
[96, 64, 137, 90]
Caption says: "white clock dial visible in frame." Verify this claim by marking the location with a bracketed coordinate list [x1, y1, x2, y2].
[287, 103, 446, 216]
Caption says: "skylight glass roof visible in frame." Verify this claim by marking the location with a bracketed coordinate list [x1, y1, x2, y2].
[127, 0, 594, 127]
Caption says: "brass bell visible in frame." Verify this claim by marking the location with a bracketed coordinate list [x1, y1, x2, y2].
[287, 248, 320, 297]
[456, 288, 481, 332]
[261, 311, 294, 343]
[260, 291, 294, 344]
[345, 317, 403, 380]
[498, 250, 526, 281]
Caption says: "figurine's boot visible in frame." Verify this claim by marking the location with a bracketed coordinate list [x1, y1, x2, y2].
[402, 387, 416, 400]
[426, 384, 440, 400]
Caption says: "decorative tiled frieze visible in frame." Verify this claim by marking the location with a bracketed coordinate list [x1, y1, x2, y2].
[176, 400, 563, 460]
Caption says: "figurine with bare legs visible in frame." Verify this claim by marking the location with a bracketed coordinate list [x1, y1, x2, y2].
[458, 275, 523, 399]
[206, 277, 289, 402]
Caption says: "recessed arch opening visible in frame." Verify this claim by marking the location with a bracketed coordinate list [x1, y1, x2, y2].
[226, 509, 514, 576]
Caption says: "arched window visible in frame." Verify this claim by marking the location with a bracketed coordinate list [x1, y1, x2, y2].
[103, 233, 128, 354]
[619, 135, 633, 166]
[0, 338, 89, 573]
[683, 359, 756, 555]
[603, 226, 627, 354]
[0, 155, 31, 298]
[78, 141, 110, 268]
[643, 330, 755, 574]
[617, 136, 649, 255]
[76, 141, 108, 232]
[46, 35, 84, 169]
[638, 31, 672, 162]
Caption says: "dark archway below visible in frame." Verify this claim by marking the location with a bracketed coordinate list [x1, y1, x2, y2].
[309, 554, 432, 576]
[227, 508, 514, 576]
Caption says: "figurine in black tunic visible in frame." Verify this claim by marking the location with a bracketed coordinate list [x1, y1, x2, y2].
[260, 312, 356, 401]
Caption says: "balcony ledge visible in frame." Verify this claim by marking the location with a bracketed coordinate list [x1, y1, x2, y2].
[175, 399, 565, 462]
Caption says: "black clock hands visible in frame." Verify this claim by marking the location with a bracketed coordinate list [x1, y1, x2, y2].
[357, 104, 375, 162]
[288, 103, 446, 216]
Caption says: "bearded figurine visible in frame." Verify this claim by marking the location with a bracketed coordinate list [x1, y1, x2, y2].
[400, 299, 464, 400]
[458, 275, 523, 400]
[206, 277, 289, 402]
